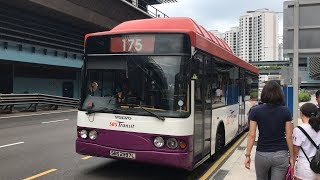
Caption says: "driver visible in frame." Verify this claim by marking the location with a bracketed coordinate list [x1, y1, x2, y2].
[117, 81, 132, 103]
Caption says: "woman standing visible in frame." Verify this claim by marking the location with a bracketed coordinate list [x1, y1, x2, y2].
[293, 103, 320, 180]
[244, 81, 294, 180]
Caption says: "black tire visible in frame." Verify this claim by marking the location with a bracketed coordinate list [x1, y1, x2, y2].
[215, 127, 225, 154]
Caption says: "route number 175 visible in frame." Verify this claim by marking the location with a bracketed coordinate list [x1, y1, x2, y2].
[122, 38, 142, 52]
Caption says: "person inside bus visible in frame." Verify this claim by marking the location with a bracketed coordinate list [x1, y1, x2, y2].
[216, 87, 222, 103]
[117, 80, 133, 104]
[89, 81, 99, 96]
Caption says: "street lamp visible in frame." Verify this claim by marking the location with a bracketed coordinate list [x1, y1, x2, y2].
[293, 0, 300, 126]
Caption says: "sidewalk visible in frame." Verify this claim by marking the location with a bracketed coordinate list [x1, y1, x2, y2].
[210, 96, 317, 180]
[210, 134, 256, 180]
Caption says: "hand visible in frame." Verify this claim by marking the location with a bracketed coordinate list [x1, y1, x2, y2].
[245, 156, 251, 170]
[289, 157, 294, 167]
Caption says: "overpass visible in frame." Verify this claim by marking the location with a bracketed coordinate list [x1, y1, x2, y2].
[0, 0, 175, 97]
[249, 60, 290, 67]
[249, 60, 289, 75]
[249, 59, 320, 87]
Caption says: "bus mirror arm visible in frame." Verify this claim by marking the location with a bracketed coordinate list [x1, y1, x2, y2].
[189, 57, 200, 77]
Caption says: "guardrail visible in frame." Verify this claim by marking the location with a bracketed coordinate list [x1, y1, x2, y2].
[0, 94, 79, 113]
[124, 0, 170, 18]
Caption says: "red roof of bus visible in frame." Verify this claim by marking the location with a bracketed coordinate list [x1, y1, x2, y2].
[85, 17, 258, 74]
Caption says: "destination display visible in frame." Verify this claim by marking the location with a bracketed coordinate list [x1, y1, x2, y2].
[110, 35, 155, 53]
[85, 33, 190, 55]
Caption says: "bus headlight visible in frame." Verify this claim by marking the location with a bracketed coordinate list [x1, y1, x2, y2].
[80, 130, 88, 139]
[153, 136, 164, 148]
[89, 130, 98, 140]
[166, 138, 178, 149]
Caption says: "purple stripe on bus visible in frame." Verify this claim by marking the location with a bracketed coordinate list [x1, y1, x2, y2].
[76, 140, 193, 170]
[76, 127, 193, 169]
[77, 126, 193, 152]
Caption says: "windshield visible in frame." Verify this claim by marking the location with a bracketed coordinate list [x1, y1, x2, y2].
[80, 55, 190, 118]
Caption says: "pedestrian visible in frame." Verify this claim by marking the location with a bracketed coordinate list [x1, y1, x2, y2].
[244, 80, 294, 180]
[292, 103, 320, 180]
[316, 90, 320, 108]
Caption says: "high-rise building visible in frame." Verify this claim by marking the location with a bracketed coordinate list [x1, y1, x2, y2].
[239, 9, 279, 62]
[278, 43, 283, 60]
[224, 27, 240, 56]
[209, 30, 224, 39]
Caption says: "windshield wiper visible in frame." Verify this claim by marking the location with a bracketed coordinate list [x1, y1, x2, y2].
[85, 108, 120, 115]
[137, 106, 165, 121]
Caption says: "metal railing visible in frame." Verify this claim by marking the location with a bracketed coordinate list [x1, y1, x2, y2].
[0, 94, 79, 113]
[124, 0, 170, 18]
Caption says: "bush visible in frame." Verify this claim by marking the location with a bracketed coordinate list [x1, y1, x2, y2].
[258, 66, 282, 70]
[250, 89, 258, 100]
[299, 90, 311, 102]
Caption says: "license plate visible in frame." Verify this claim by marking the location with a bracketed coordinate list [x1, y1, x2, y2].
[110, 150, 136, 159]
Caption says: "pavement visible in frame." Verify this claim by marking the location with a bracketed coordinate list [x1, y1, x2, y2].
[209, 95, 318, 180]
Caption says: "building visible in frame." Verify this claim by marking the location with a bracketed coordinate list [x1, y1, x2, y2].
[209, 30, 224, 39]
[239, 9, 279, 62]
[278, 43, 284, 61]
[0, 0, 174, 97]
[283, 0, 320, 86]
[224, 27, 240, 56]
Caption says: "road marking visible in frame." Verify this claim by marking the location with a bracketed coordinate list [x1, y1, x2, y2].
[82, 156, 92, 160]
[0, 142, 24, 149]
[0, 109, 76, 119]
[41, 119, 70, 124]
[199, 133, 248, 180]
[23, 169, 57, 180]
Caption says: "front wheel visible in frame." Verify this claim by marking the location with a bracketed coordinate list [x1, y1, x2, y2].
[215, 128, 225, 154]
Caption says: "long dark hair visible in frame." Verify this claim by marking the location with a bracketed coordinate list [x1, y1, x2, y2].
[260, 81, 284, 105]
[300, 103, 320, 132]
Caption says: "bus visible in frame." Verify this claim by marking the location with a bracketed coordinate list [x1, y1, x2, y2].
[76, 17, 259, 170]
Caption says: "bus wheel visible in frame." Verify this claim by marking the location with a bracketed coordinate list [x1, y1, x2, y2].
[215, 127, 225, 154]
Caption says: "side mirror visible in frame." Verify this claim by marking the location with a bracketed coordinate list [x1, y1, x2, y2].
[190, 58, 200, 76]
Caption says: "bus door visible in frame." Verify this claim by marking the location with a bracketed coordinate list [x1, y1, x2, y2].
[238, 69, 246, 132]
[193, 76, 205, 163]
[193, 56, 211, 164]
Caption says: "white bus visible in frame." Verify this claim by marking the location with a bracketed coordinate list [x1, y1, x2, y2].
[76, 17, 259, 170]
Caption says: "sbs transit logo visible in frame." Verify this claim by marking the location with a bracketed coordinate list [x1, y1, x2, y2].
[109, 121, 135, 129]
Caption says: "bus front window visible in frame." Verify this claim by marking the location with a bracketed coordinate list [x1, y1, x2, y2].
[80, 56, 190, 118]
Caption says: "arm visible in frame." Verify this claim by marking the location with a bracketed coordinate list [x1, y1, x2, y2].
[293, 145, 299, 163]
[245, 120, 257, 170]
[285, 121, 294, 165]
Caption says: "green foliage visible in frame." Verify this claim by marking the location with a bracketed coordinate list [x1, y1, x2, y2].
[250, 89, 258, 100]
[299, 90, 311, 102]
[258, 66, 282, 70]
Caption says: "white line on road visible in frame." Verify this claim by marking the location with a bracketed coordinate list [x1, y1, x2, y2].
[0, 109, 76, 119]
[41, 119, 70, 124]
[0, 142, 24, 149]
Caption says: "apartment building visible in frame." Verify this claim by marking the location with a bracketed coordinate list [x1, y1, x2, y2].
[239, 9, 279, 62]
[224, 27, 240, 56]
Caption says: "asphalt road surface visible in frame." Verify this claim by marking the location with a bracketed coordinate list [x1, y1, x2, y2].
[0, 110, 217, 180]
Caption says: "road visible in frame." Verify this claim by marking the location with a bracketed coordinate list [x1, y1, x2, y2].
[0, 110, 215, 180]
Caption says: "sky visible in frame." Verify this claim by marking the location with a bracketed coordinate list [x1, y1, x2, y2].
[153, 0, 285, 35]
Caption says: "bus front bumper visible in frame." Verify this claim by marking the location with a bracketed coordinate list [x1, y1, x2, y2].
[76, 140, 193, 170]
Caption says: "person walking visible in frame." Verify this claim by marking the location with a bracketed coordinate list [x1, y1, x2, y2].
[244, 80, 294, 180]
[316, 90, 320, 108]
[292, 103, 320, 180]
